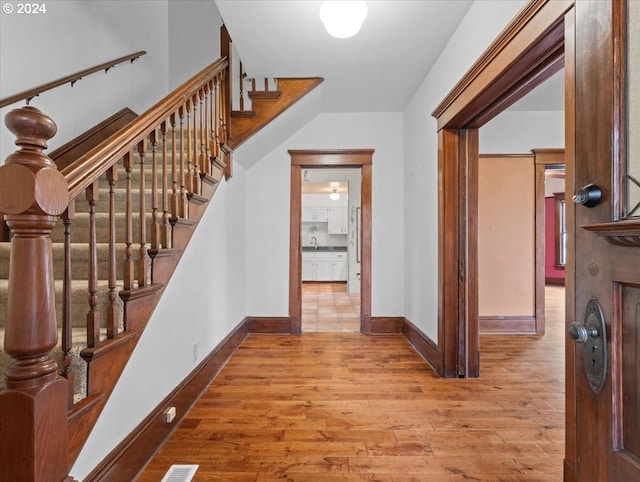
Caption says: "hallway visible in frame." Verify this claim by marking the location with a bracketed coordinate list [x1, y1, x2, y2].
[137, 287, 565, 480]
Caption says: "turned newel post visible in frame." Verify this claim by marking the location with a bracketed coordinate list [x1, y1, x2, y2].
[0, 106, 72, 481]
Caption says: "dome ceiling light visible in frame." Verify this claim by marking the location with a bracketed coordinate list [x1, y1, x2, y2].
[329, 188, 341, 200]
[319, 1, 368, 39]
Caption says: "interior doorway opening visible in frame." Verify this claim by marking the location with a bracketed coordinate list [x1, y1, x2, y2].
[288, 149, 373, 335]
[300, 168, 362, 332]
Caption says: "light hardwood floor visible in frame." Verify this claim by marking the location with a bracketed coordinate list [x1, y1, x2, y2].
[137, 287, 565, 481]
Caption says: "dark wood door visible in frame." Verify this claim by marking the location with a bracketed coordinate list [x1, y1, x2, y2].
[571, 1, 640, 480]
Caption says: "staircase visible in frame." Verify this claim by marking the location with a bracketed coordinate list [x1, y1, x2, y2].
[0, 40, 324, 479]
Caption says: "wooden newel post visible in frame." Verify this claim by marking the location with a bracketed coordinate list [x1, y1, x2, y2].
[0, 106, 72, 481]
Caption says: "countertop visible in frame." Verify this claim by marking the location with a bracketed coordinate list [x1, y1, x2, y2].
[302, 246, 347, 252]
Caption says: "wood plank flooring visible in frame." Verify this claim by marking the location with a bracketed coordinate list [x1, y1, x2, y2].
[137, 287, 565, 481]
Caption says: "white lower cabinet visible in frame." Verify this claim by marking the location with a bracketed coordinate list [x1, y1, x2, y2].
[331, 252, 347, 281]
[302, 256, 315, 281]
[302, 250, 347, 281]
[315, 253, 333, 281]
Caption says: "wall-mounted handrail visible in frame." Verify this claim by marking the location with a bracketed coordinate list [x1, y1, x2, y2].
[0, 50, 147, 108]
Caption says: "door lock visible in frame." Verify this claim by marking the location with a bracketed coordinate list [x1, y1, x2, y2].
[569, 298, 607, 393]
[573, 183, 603, 207]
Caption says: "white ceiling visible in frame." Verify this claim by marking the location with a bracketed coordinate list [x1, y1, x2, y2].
[214, 0, 564, 114]
[215, 0, 474, 113]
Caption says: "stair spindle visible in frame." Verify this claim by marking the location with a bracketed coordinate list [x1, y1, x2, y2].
[149, 129, 160, 250]
[61, 201, 76, 407]
[191, 94, 201, 195]
[123, 151, 135, 290]
[212, 76, 220, 160]
[85, 181, 100, 348]
[203, 86, 212, 175]
[160, 120, 171, 248]
[185, 99, 194, 196]
[137, 139, 149, 287]
[170, 113, 179, 219]
[106, 165, 119, 339]
[199, 89, 207, 176]
[178, 106, 188, 218]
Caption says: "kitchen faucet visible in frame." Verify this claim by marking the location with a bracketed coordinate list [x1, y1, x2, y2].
[310, 236, 317, 249]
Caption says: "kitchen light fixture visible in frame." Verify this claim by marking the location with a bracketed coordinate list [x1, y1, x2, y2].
[329, 188, 341, 200]
[319, 1, 368, 39]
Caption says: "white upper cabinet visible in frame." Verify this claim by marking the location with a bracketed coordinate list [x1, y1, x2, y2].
[327, 207, 348, 234]
[302, 206, 329, 222]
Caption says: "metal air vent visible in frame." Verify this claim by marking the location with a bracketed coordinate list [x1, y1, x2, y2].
[160, 464, 199, 482]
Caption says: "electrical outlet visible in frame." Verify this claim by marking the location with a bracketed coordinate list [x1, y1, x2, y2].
[192, 342, 198, 363]
[164, 406, 176, 423]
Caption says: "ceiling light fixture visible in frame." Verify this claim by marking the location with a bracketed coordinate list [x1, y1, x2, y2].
[329, 188, 341, 200]
[319, 1, 368, 39]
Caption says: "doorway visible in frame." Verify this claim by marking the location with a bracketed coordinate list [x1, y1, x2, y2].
[288, 149, 373, 334]
[300, 169, 361, 332]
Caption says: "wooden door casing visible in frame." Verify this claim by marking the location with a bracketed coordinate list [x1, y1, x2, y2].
[289, 149, 373, 334]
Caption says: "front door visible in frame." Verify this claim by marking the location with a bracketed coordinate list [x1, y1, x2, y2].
[571, 1, 640, 480]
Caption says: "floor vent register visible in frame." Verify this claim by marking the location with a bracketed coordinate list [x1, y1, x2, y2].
[160, 464, 199, 482]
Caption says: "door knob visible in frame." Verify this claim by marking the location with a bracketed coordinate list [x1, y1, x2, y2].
[573, 183, 603, 207]
[568, 322, 598, 343]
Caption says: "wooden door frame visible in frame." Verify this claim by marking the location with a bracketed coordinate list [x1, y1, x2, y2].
[533, 148, 566, 332]
[289, 149, 373, 334]
[432, 0, 573, 378]
[430, 0, 582, 476]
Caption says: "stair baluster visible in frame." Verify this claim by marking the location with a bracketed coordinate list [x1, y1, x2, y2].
[106, 165, 119, 339]
[137, 140, 148, 287]
[123, 151, 135, 291]
[191, 95, 201, 195]
[85, 182, 100, 348]
[178, 106, 188, 218]
[160, 121, 171, 249]
[149, 129, 160, 250]
[212, 76, 221, 161]
[207, 81, 215, 169]
[62, 202, 75, 407]
[199, 89, 207, 175]
[170, 113, 180, 220]
[185, 99, 194, 196]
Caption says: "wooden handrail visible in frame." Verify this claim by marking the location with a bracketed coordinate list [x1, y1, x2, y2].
[0, 51, 147, 108]
[62, 57, 228, 200]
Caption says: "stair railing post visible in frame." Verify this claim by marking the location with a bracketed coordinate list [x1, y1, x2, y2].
[0, 106, 73, 481]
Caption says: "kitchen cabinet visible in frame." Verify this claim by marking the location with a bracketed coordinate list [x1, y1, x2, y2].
[327, 207, 348, 234]
[302, 256, 315, 281]
[302, 250, 348, 281]
[331, 252, 347, 281]
[315, 253, 333, 281]
[302, 206, 329, 222]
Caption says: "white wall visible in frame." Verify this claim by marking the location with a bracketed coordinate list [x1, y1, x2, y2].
[0, 0, 170, 162]
[480, 110, 564, 153]
[243, 112, 405, 317]
[403, 0, 527, 342]
[71, 165, 248, 479]
[168, 0, 223, 90]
